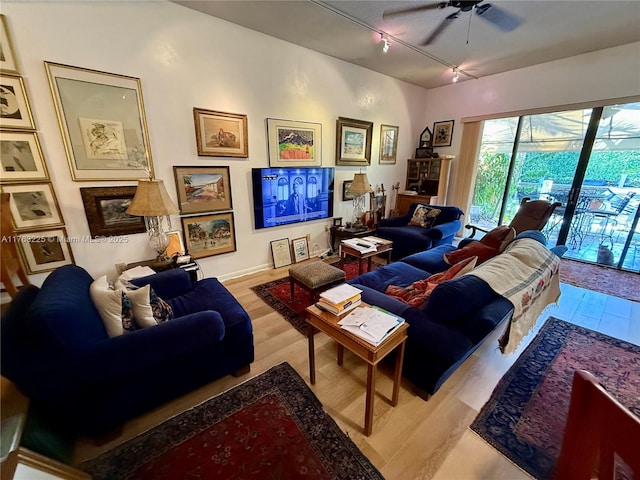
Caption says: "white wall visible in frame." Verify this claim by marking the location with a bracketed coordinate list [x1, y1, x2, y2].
[2, 1, 428, 284]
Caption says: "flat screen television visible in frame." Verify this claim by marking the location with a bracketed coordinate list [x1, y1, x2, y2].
[252, 167, 335, 229]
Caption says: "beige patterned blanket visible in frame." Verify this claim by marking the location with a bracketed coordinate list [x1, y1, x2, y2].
[467, 238, 561, 353]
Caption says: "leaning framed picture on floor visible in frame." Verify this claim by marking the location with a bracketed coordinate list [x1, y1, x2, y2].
[270, 238, 292, 268]
[291, 236, 309, 263]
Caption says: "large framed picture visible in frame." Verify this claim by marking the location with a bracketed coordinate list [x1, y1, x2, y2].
[2, 183, 63, 231]
[80, 186, 146, 238]
[432, 120, 455, 147]
[193, 108, 248, 158]
[1, 15, 18, 73]
[0, 131, 50, 183]
[181, 212, 236, 259]
[173, 165, 232, 215]
[16, 227, 75, 274]
[379, 124, 399, 164]
[0, 75, 34, 130]
[335, 116, 372, 166]
[267, 118, 322, 167]
[44, 62, 154, 181]
[270, 238, 292, 268]
[291, 236, 310, 263]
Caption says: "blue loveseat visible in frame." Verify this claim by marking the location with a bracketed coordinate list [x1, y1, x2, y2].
[347, 231, 563, 398]
[1, 265, 254, 436]
[375, 203, 464, 259]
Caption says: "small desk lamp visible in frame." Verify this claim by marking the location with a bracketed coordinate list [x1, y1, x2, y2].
[127, 177, 179, 265]
[346, 172, 373, 228]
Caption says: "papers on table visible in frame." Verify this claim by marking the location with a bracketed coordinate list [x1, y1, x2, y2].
[361, 236, 392, 246]
[319, 283, 362, 304]
[118, 265, 156, 281]
[341, 238, 377, 253]
[338, 305, 404, 346]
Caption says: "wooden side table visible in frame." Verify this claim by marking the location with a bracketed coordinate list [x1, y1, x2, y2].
[329, 226, 375, 252]
[339, 240, 393, 275]
[304, 303, 408, 436]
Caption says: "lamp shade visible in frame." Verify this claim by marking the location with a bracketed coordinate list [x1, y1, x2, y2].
[347, 173, 373, 195]
[126, 179, 179, 216]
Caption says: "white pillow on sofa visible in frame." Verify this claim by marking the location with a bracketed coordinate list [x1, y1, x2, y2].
[125, 284, 158, 329]
[89, 275, 124, 337]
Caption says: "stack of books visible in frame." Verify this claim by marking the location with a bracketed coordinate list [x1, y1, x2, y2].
[316, 283, 362, 315]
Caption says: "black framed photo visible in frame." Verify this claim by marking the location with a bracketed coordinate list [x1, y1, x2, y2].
[342, 180, 354, 201]
[332, 217, 343, 227]
[415, 147, 434, 158]
[432, 120, 454, 147]
[270, 238, 292, 268]
[80, 186, 146, 238]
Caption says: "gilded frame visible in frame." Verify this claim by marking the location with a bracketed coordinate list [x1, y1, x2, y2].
[267, 118, 322, 167]
[2, 182, 63, 231]
[193, 108, 248, 157]
[270, 237, 292, 268]
[335, 116, 372, 166]
[0, 15, 18, 73]
[45, 61, 154, 181]
[291, 236, 310, 263]
[0, 130, 49, 183]
[181, 212, 236, 259]
[17, 227, 75, 274]
[0, 74, 34, 130]
[173, 165, 232, 215]
[80, 186, 146, 238]
[379, 124, 399, 164]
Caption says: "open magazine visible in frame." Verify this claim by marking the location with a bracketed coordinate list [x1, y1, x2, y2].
[338, 306, 404, 346]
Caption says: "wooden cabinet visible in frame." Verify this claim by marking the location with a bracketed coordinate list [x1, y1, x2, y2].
[396, 193, 432, 216]
[401, 157, 452, 211]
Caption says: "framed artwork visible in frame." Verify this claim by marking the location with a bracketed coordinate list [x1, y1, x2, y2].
[419, 126, 432, 148]
[342, 180, 354, 201]
[2, 182, 63, 231]
[267, 118, 322, 167]
[432, 120, 455, 147]
[193, 108, 248, 157]
[379, 124, 399, 164]
[0, 131, 49, 182]
[0, 15, 18, 73]
[44, 62, 154, 181]
[333, 217, 343, 227]
[335, 116, 372, 166]
[181, 212, 236, 259]
[80, 186, 145, 238]
[165, 230, 185, 258]
[415, 147, 434, 158]
[173, 165, 232, 215]
[0, 75, 34, 130]
[291, 236, 310, 263]
[16, 227, 75, 274]
[270, 237, 292, 268]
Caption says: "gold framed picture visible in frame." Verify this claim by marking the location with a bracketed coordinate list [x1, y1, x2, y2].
[379, 124, 399, 164]
[0, 15, 18, 73]
[2, 182, 63, 231]
[181, 212, 236, 259]
[266, 118, 322, 167]
[336, 116, 372, 166]
[0, 130, 49, 183]
[193, 108, 248, 157]
[0, 75, 34, 130]
[17, 227, 75, 274]
[173, 165, 232, 215]
[270, 237, 292, 268]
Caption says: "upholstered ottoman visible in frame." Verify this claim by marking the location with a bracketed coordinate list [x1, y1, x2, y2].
[289, 261, 346, 302]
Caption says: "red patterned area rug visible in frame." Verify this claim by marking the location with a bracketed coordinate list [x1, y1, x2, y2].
[559, 258, 640, 302]
[470, 317, 640, 480]
[251, 258, 381, 336]
[81, 363, 384, 480]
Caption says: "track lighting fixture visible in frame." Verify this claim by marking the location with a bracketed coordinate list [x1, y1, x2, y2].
[452, 67, 459, 83]
[381, 34, 390, 53]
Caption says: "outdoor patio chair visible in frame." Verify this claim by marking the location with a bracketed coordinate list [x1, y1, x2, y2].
[585, 192, 636, 247]
[465, 197, 561, 239]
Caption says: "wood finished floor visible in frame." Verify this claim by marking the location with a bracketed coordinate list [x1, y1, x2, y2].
[73, 266, 640, 479]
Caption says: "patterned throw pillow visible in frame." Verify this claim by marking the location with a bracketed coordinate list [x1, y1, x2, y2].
[409, 205, 441, 228]
[114, 279, 174, 329]
[121, 292, 136, 333]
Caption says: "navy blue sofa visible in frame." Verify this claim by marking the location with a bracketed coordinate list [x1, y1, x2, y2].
[1, 265, 254, 436]
[347, 232, 562, 398]
[375, 203, 464, 259]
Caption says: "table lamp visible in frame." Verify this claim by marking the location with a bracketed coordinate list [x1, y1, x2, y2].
[347, 172, 373, 228]
[127, 178, 179, 265]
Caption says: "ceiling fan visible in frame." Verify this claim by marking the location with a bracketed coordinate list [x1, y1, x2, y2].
[383, 1, 522, 46]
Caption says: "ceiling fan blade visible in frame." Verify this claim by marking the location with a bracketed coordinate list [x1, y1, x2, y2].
[383, 2, 448, 19]
[475, 3, 521, 31]
[421, 11, 459, 45]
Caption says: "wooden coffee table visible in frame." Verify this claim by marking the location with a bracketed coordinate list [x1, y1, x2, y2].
[304, 303, 408, 436]
[339, 238, 393, 275]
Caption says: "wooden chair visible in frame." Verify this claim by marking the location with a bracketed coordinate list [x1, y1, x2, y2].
[465, 197, 561, 238]
[554, 369, 640, 479]
[1, 193, 31, 299]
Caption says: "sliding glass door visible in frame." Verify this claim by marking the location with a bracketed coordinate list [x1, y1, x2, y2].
[470, 101, 640, 272]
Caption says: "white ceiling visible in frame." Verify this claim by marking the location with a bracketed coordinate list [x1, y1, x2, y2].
[174, 0, 640, 89]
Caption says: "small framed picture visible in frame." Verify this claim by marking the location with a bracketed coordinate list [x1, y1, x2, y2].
[342, 180, 354, 201]
[335, 116, 373, 166]
[173, 165, 232, 214]
[432, 120, 455, 147]
[0, 74, 34, 130]
[415, 147, 434, 158]
[266, 118, 322, 167]
[17, 227, 75, 274]
[165, 230, 185, 258]
[3, 183, 64, 231]
[419, 126, 432, 148]
[80, 186, 145, 238]
[379, 124, 399, 164]
[291, 236, 310, 263]
[0, 131, 50, 183]
[270, 238, 292, 268]
[1, 15, 18, 73]
[193, 108, 248, 157]
[332, 217, 343, 227]
[181, 212, 236, 259]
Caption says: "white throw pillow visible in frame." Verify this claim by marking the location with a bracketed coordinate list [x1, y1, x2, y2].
[125, 284, 158, 329]
[89, 275, 124, 337]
